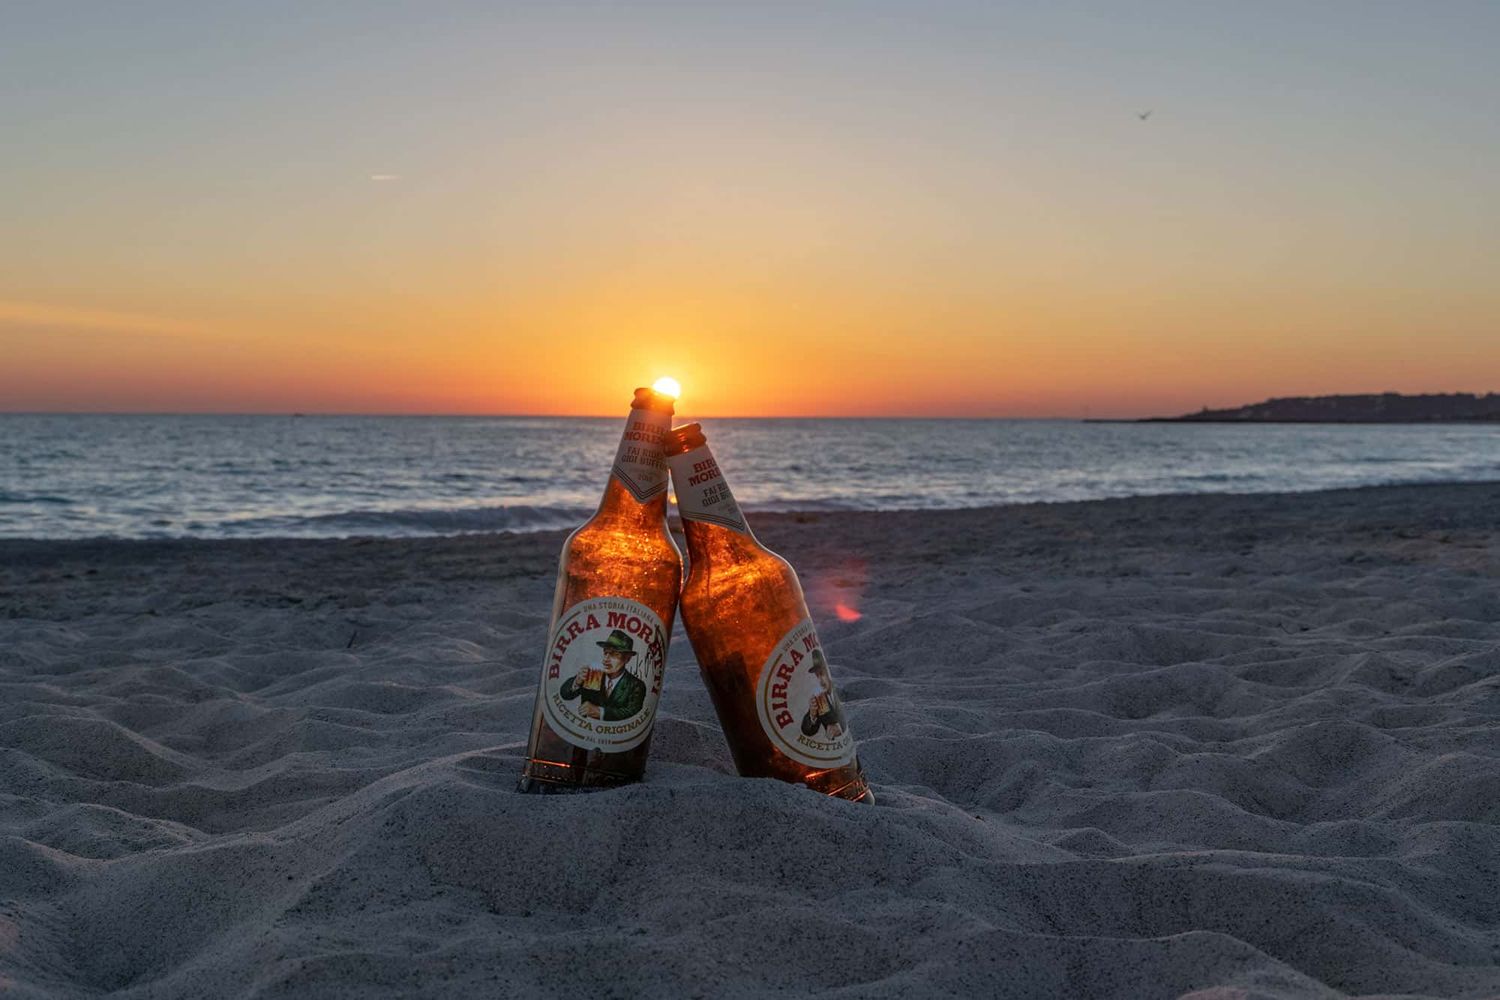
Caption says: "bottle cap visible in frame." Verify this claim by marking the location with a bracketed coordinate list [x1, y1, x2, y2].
[663, 422, 706, 456]
[632, 387, 676, 413]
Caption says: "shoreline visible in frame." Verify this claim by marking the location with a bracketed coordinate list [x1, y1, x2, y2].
[5, 477, 1500, 551]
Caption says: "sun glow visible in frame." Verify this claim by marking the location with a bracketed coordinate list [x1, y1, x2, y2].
[652, 376, 681, 400]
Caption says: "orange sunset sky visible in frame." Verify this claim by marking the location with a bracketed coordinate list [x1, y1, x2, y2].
[3, 3, 1498, 418]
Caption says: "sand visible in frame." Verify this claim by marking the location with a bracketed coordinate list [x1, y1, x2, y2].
[2, 482, 1498, 999]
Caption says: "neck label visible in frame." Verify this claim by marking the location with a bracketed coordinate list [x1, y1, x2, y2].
[666, 446, 748, 534]
[611, 408, 671, 503]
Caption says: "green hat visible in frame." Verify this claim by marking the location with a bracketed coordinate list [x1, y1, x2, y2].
[596, 629, 637, 657]
[808, 649, 829, 674]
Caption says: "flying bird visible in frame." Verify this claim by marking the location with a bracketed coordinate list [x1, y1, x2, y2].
[1137, 110, 1153, 121]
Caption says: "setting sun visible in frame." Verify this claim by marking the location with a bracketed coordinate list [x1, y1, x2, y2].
[652, 377, 681, 400]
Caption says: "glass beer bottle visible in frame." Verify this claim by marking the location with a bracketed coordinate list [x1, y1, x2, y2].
[663, 423, 872, 803]
[518, 387, 682, 792]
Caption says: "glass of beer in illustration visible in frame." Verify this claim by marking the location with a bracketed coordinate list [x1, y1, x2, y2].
[813, 693, 831, 717]
[581, 667, 604, 691]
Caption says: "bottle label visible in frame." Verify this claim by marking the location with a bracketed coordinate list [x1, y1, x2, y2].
[666, 446, 748, 534]
[755, 618, 856, 768]
[611, 408, 671, 503]
[540, 596, 668, 753]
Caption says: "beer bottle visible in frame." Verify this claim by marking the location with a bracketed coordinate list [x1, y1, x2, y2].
[518, 387, 682, 792]
[663, 423, 872, 803]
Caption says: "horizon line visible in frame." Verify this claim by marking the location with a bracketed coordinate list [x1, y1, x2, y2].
[0, 410, 1101, 421]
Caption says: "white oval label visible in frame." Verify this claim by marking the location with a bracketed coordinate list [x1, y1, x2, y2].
[755, 618, 856, 768]
[539, 596, 667, 753]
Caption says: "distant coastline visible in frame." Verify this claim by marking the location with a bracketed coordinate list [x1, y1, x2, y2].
[1120, 392, 1500, 424]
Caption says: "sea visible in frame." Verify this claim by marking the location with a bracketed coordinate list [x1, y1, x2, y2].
[2, 414, 1499, 540]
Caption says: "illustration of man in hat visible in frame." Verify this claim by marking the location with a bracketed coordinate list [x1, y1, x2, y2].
[558, 629, 648, 721]
[800, 649, 846, 739]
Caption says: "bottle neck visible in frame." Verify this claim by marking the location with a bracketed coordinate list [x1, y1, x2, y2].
[664, 442, 759, 555]
[593, 404, 673, 529]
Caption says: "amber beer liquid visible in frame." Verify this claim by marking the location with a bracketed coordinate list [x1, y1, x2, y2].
[518, 388, 682, 792]
[663, 424, 872, 803]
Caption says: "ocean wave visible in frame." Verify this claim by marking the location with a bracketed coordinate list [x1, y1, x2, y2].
[219, 504, 594, 538]
[226, 500, 876, 537]
[0, 492, 74, 504]
[741, 497, 868, 513]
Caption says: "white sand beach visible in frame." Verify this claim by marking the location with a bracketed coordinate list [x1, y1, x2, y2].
[2, 481, 1498, 999]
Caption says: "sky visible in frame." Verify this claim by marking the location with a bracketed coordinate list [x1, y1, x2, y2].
[2, 1, 1498, 418]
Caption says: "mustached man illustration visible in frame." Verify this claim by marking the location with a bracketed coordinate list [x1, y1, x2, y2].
[558, 629, 648, 721]
[800, 649, 846, 739]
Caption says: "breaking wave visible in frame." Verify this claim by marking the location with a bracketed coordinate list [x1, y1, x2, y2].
[217, 504, 595, 538]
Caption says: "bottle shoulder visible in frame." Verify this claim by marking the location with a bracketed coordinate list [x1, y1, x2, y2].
[682, 536, 800, 598]
[566, 514, 681, 563]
